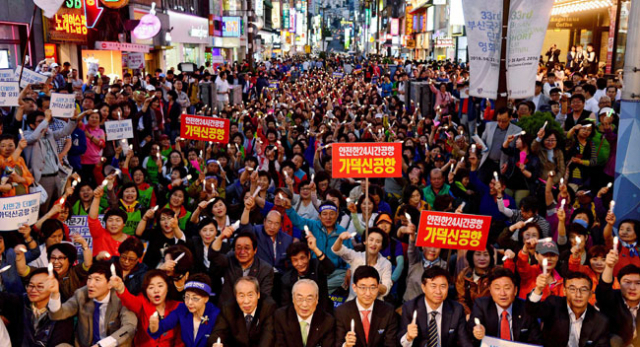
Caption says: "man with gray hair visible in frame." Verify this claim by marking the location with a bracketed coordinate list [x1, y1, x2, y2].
[209, 276, 277, 347]
[422, 168, 454, 208]
[274, 279, 336, 347]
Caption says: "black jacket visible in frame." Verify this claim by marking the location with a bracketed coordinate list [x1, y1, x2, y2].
[335, 299, 399, 347]
[596, 279, 640, 345]
[274, 304, 335, 347]
[467, 297, 542, 346]
[280, 256, 335, 312]
[210, 249, 274, 303]
[208, 296, 276, 347]
[526, 294, 609, 347]
[398, 295, 473, 347]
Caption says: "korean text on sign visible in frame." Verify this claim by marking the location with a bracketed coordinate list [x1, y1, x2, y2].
[331, 143, 403, 178]
[180, 114, 230, 144]
[416, 211, 492, 251]
[0, 192, 41, 231]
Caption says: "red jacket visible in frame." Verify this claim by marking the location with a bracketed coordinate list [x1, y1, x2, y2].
[516, 250, 564, 300]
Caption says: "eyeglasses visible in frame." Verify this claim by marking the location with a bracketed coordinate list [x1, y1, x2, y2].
[120, 256, 138, 263]
[27, 284, 47, 292]
[544, 139, 557, 143]
[567, 286, 590, 295]
[50, 256, 67, 263]
[356, 286, 379, 293]
[294, 295, 317, 304]
[184, 295, 202, 303]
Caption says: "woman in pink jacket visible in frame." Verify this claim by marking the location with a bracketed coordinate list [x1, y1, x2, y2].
[429, 82, 454, 115]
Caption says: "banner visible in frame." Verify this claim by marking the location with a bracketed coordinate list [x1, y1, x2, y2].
[333, 72, 344, 79]
[0, 69, 15, 82]
[0, 82, 20, 106]
[126, 52, 145, 69]
[15, 66, 49, 88]
[180, 114, 230, 144]
[462, 0, 502, 99]
[506, 0, 555, 98]
[105, 119, 134, 141]
[50, 93, 76, 118]
[481, 336, 542, 347]
[66, 215, 104, 257]
[416, 211, 491, 251]
[0, 193, 41, 231]
[331, 143, 403, 179]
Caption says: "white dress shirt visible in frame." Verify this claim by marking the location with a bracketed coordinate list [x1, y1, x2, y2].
[333, 246, 392, 300]
[567, 305, 587, 347]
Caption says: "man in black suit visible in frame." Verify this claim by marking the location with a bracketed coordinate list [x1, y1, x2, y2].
[526, 271, 609, 347]
[335, 266, 398, 347]
[468, 267, 542, 345]
[281, 237, 335, 312]
[398, 266, 472, 347]
[209, 276, 276, 347]
[210, 229, 275, 303]
[596, 248, 640, 347]
[274, 279, 335, 347]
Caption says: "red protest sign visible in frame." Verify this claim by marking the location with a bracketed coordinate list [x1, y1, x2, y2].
[180, 114, 230, 144]
[416, 211, 491, 251]
[331, 143, 403, 178]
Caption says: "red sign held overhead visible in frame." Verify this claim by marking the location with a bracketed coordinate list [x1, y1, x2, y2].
[416, 211, 492, 251]
[180, 115, 230, 144]
[331, 143, 403, 179]
[84, 0, 104, 29]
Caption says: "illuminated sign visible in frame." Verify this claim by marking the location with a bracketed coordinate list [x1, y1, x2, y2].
[84, 0, 104, 28]
[222, 17, 240, 37]
[45, 0, 88, 43]
[391, 18, 399, 36]
[100, 0, 129, 9]
[133, 13, 161, 40]
[189, 26, 209, 39]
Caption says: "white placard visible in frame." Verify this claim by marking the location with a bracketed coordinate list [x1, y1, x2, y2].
[14, 66, 48, 88]
[0, 69, 16, 82]
[0, 82, 20, 106]
[0, 193, 41, 231]
[105, 119, 134, 141]
[506, 0, 555, 98]
[126, 52, 145, 69]
[481, 336, 542, 347]
[50, 93, 76, 118]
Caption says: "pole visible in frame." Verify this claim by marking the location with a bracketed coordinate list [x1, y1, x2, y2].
[247, 0, 255, 71]
[495, 0, 510, 110]
[18, 5, 38, 85]
[364, 177, 370, 266]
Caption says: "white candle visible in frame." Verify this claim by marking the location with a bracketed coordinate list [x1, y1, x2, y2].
[502, 255, 509, 262]
[493, 171, 499, 181]
[549, 171, 554, 177]
[101, 179, 109, 188]
[104, 252, 111, 258]
[524, 217, 534, 224]
[542, 258, 549, 274]
[474, 318, 481, 326]
[252, 186, 262, 198]
[520, 130, 526, 136]
[560, 178, 564, 185]
[16, 245, 27, 253]
[152, 311, 159, 318]
[607, 182, 613, 189]
[538, 237, 552, 243]
[174, 252, 185, 262]
[59, 197, 65, 205]
[110, 264, 117, 277]
[304, 225, 310, 236]
[404, 213, 412, 224]
[0, 265, 11, 274]
[18, 128, 23, 138]
[575, 236, 581, 246]
[542, 121, 548, 130]
[231, 220, 240, 230]
[351, 319, 355, 332]
[614, 236, 619, 249]
[71, 180, 78, 187]
[153, 205, 159, 212]
[217, 337, 221, 345]
[48, 262, 54, 277]
[412, 310, 417, 324]
[350, 232, 357, 238]
[560, 199, 566, 209]
[609, 200, 616, 213]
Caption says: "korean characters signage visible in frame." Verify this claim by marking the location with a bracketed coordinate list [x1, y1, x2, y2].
[416, 211, 491, 251]
[331, 143, 403, 179]
[180, 114, 230, 144]
[44, 0, 88, 43]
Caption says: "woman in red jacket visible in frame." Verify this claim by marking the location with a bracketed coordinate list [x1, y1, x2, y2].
[111, 269, 184, 347]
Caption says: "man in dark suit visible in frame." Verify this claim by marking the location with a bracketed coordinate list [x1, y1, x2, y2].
[210, 229, 275, 303]
[209, 276, 276, 347]
[596, 248, 640, 347]
[398, 266, 472, 347]
[526, 271, 609, 347]
[335, 266, 398, 347]
[274, 279, 335, 347]
[468, 267, 542, 345]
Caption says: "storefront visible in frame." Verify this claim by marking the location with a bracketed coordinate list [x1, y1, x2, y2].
[0, 1, 43, 70]
[129, 5, 170, 75]
[211, 16, 246, 63]
[166, 11, 209, 71]
[83, 41, 151, 81]
[41, 0, 88, 72]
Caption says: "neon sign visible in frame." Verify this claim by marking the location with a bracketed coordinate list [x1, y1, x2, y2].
[84, 0, 104, 28]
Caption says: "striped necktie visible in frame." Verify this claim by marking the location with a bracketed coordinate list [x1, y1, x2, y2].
[428, 311, 439, 347]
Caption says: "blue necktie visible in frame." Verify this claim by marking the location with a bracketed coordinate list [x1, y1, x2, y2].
[92, 301, 102, 344]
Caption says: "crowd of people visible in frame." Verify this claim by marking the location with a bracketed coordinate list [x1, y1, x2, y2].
[0, 53, 636, 347]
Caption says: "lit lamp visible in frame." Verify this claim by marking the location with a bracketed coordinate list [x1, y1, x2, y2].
[133, 3, 162, 40]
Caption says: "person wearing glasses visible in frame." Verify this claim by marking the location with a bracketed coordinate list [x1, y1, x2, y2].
[526, 271, 609, 347]
[16, 236, 92, 301]
[209, 276, 276, 347]
[0, 267, 74, 346]
[274, 279, 335, 347]
[149, 274, 220, 347]
[596, 249, 640, 346]
[335, 266, 398, 347]
[110, 269, 183, 347]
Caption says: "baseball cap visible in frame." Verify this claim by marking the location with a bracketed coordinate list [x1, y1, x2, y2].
[535, 240, 559, 255]
[275, 187, 293, 200]
[50, 63, 59, 68]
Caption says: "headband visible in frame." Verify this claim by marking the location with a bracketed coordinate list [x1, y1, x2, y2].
[184, 281, 212, 295]
[205, 175, 217, 180]
[320, 205, 338, 213]
[206, 159, 217, 165]
[573, 219, 589, 229]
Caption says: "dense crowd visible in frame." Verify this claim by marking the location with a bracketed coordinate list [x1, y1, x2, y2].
[0, 53, 636, 347]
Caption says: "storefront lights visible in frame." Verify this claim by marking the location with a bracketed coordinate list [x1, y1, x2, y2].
[551, 0, 613, 15]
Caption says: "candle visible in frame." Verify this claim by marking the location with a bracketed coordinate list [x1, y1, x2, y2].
[174, 252, 185, 262]
[542, 258, 548, 274]
[609, 200, 616, 213]
[71, 180, 78, 187]
[350, 232, 357, 238]
[110, 264, 117, 278]
[493, 171, 499, 181]
[474, 318, 481, 326]
[0, 265, 11, 274]
[614, 236, 619, 249]
[519, 130, 526, 136]
[575, 236, 581, 246]
[524, 217, 534, 224]
[412, 310, 417, 324]
[152, 311, 159, 318]
[101, 179, 109, 188]
[252, 186, 262, 198]
[104, 252, 111, 259]
[502, 255, 509, 262]
[304, 225, 310, 236]
[48, 263, 54, 277]
[607, 182, 613, 189]
[217, 338, 221, 345]
[560, 199, 566, 209]
[18, 128, 23, 138]
[542, 121, 548, 130]
[16, 245, 27, 253]
[231, 220, 240, 230]
[560, 178, 564, 185]
[350, 319, 355, 332]
[538, 237, 552, 243]
[404, 213, 412, 224]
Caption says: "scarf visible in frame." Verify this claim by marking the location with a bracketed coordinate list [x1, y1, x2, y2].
[621, 240, 639, 258]
[120, 200, 138, 213]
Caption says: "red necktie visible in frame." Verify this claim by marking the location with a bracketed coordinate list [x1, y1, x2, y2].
[361, 310, 371, 343]
[501, 311, 511, 341]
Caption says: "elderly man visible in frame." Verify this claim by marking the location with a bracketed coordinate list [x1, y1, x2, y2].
[281, 198, 352, 293]
[422, 168, 454, 208]
[240, 196, 293, 273]
[477, 107, 522, 183]
[210, 276, 276, 347]
[274, 279, 335, 347]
